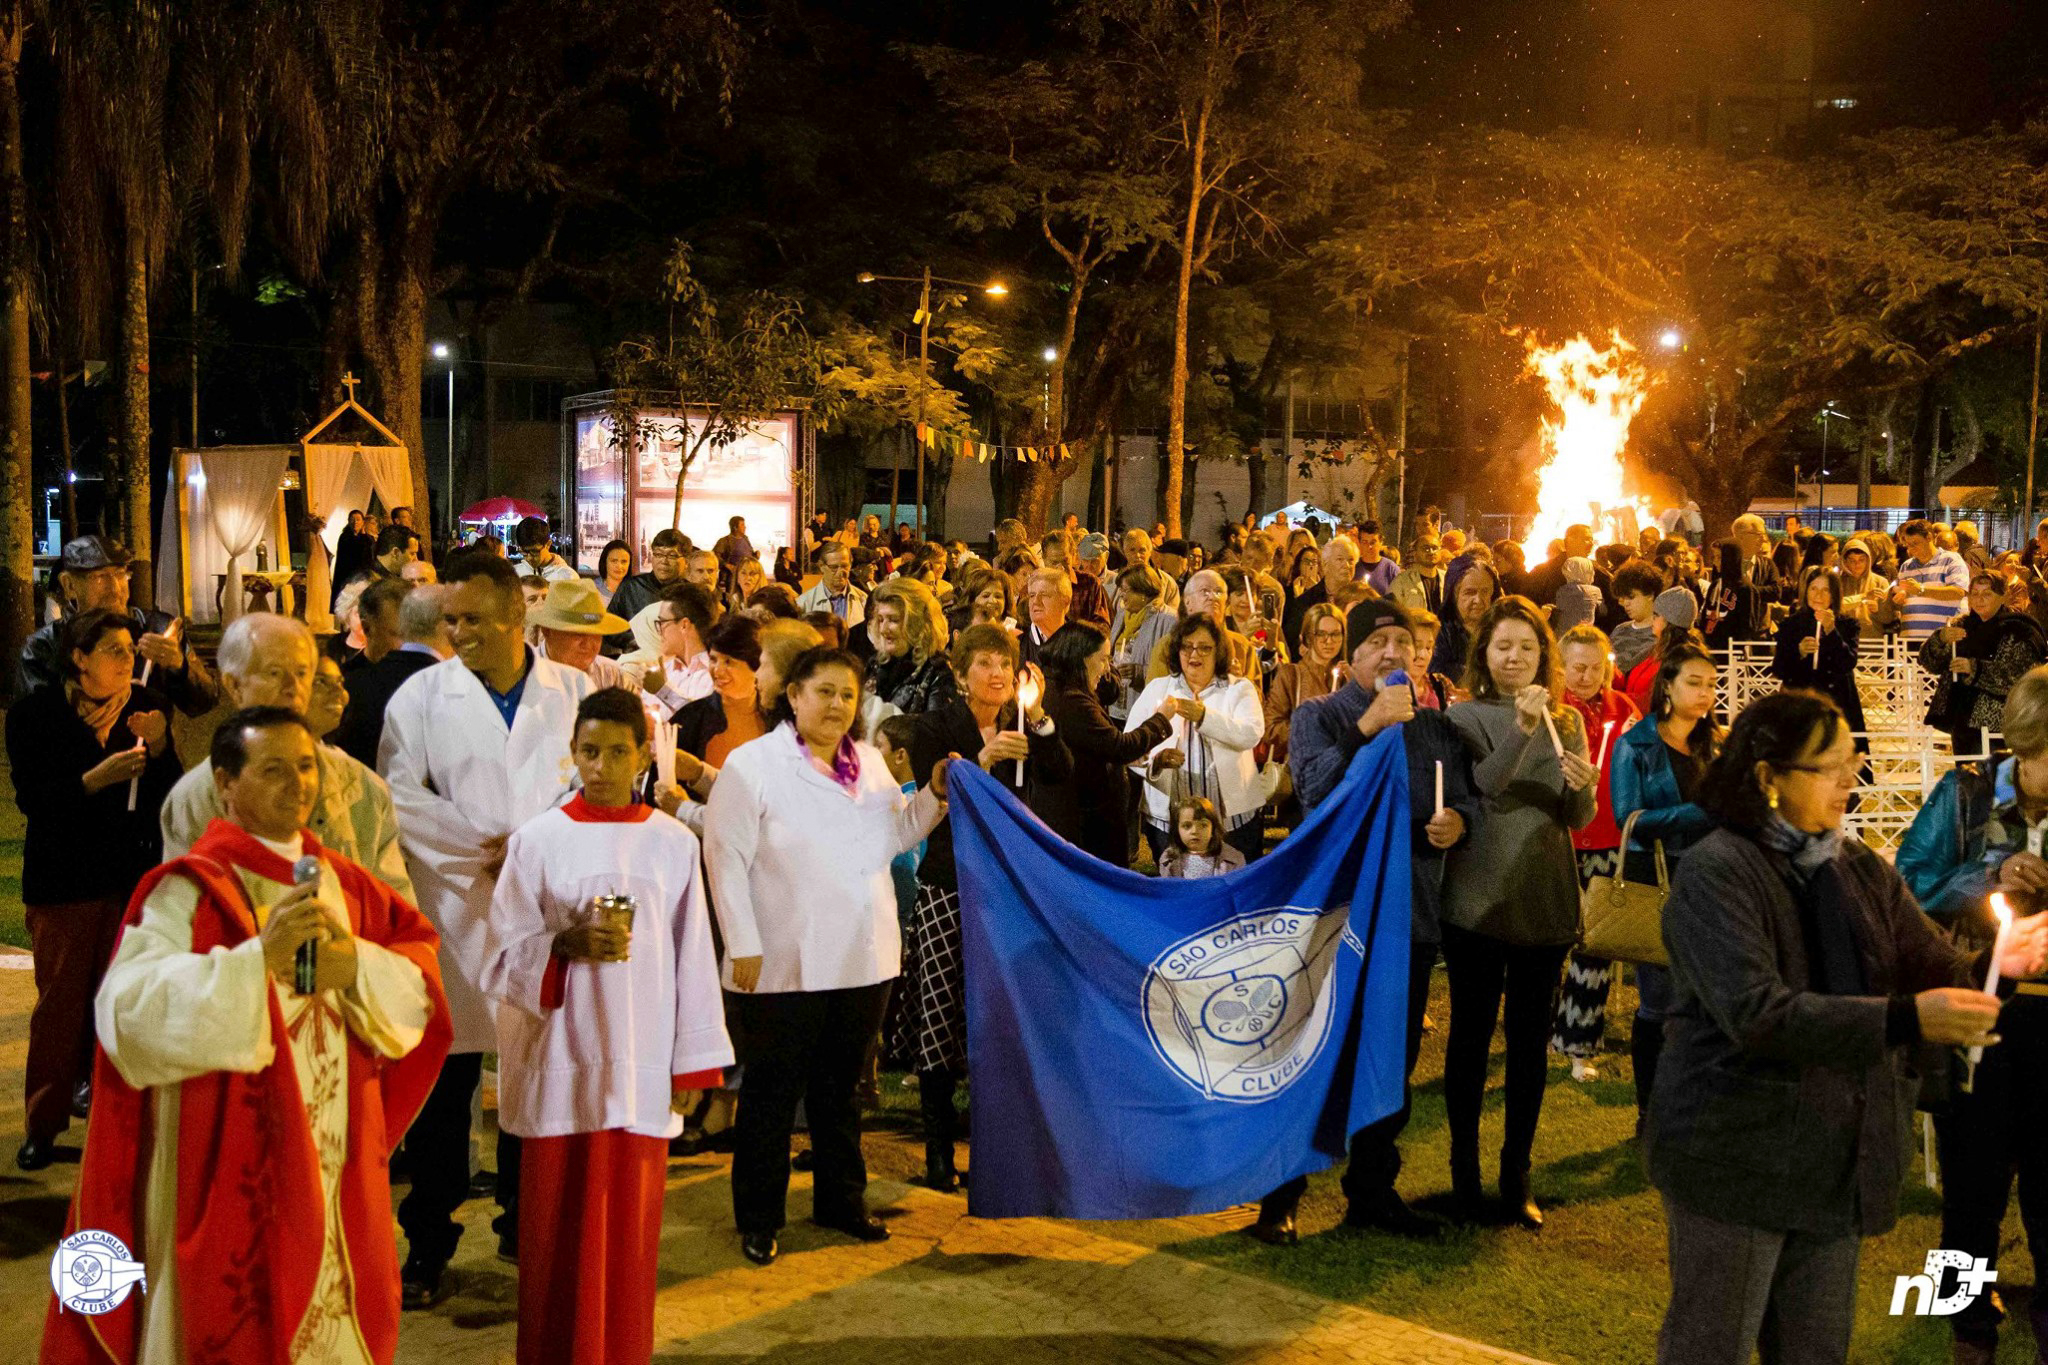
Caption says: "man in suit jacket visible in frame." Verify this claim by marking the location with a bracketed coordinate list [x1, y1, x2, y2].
[334, 584, 450, 770]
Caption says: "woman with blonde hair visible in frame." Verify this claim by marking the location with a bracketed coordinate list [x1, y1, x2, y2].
[1262, 602, 1347, 765]
[1442, 596, 1596, 1228]
[866, 578, 957, 715]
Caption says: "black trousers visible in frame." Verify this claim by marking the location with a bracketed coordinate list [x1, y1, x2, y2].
[396, 1052, 521, 1263]
[728, 982, 891, 1236]
[1440, 923, 1569, 1179]
[1260, 938, 1438, 1222]
[1936, 996, 2048, 1347]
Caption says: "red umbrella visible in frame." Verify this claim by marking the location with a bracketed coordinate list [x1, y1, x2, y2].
[458, 496, 546, 523]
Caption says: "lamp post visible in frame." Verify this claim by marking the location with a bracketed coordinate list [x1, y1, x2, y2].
[1818, 403, 1848, 530]
[858, 268, 1006, 539]
[433, 343, 454, 538]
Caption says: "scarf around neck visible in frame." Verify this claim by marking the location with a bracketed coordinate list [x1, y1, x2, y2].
[1758, 815, 1844, 885]
[67, 680, 131, 747]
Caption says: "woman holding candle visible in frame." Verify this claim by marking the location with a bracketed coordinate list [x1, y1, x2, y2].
[904, 625, 1071, 1191]
[1441, 597, 1596, 1228]
[1549, 625, 1642, 1083]
[1261, 603, 1347, 765]
[1126, 615, 1269, 865]
[1608, 639, 1721, 1129]
[1770, 567, 1868, 746]
[1038, 621, 1173, 868]
[1895, 666, 2048, 1363]
[1105, 564, 1177, 725]
[1920, 571, 2048, 754]
[1649, 690, 2046, 1365]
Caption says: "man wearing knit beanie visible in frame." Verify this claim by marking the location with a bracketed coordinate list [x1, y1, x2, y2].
[1251, 598, 1478, 1246]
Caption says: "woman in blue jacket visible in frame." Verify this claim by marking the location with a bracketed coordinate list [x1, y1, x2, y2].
[1895, 665, 2048, 1362]
[1608, 640, 1721, 1126]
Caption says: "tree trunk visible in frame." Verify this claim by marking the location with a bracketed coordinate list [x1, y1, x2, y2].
[1162, 96, 1210, 541]
[926, 443, 956, 541]
[0, 8, 32, 686]
[1246, 443, 1272, 523]
[357, 233, 432, 539]
[117, 209, 152, 555]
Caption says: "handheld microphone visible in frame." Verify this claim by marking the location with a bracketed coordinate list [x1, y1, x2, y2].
[1383, 669, 1411, 692]
[292, 855, 322, 995]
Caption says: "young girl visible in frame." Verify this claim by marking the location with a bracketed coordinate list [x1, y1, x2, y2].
[1156, 795, 1246, 878]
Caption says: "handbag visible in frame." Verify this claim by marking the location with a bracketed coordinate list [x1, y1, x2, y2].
[1580, 810, 1670, 966]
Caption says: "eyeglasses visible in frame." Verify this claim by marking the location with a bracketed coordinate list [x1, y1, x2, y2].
[1780, 761, 1861, 786]
[650, 549, 683, 563]
[1179, 644, 1217, 659]
[1312, 626, 1346, 640]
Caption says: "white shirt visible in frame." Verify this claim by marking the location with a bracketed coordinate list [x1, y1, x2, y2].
[1123, 673, 1266, 828]
[704, 723, 944, 993]
[515, 555, 580, 584]
[482, 803, 734, 1140]
[379, 653, 594, 1052]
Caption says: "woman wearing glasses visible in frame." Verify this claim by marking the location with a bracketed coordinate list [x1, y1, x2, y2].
[1125, 615, 1266, 865]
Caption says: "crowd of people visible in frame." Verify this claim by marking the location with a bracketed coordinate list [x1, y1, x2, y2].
[16, 494, 2048, 1365]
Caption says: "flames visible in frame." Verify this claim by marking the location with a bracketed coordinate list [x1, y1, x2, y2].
[1520, 333, 1651, 558]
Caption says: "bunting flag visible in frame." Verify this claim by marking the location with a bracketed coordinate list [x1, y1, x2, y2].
[912, 423, 1088, 466]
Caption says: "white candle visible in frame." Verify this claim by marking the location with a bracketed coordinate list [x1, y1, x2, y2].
[1434, 759, 1444, 816]
[1542, 706, 1565, 759]
[654, 718, 677, 790]
[137, 617, 177, 688]
[1966, 894, 2015, 1071]
[1594, 719, 1616, 771]
[1015, 667, 1042, 788]
[124, 735, 146, 812]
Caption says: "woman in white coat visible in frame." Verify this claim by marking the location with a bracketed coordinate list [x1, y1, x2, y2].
[1124, 615, 1268, 864]
[704, 645, 951, 1267]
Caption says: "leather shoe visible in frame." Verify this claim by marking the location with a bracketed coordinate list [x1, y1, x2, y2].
[812, 1210, 890, 1243]
[15, 1137, 54, 1172]
[740, 1232, 779, 1266]
[1244, 1215, 1298, 1246]
[1499, 1170, 1543, 1230]
[399, 1256, 450, 1310]
[71, 1080, 91, 1119]
[1343, 1189, 1445, 1239]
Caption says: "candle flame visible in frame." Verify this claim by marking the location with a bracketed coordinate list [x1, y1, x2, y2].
[1016, 671, 1042, 710]
[1520, 333, 1652, 558]
[1990, 891, 2013, 925]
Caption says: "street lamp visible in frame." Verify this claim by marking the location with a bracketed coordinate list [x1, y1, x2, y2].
[1816, 402, 1848, 527]
[432, 342, 455, 538]
[857, 268, 1009, 537]
[1658, 328, 1684, 352]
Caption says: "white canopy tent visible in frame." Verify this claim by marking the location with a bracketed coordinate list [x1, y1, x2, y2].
[152, 377, 414, 629]
[1258, 501, 1342, 529]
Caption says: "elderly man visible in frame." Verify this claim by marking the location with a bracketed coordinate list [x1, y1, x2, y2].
[1283, 534, 1360, 657]
[352, 575, 411, 672]
[160, 613, 413, 900]
[1149, 568, 1260, 694]
[683, 547, 722, 599]
[380, 551, 595, 1302]
[333, 585, 450, 769]
[1070, 532, 1113, 629]
[797, 542, 868, 627]
[530, 577, 634, 690]
[17, 535, 218, 715]
[604, 528, 686, 654]
[1019, 567, 1073, 671]
[1120, 528, 1179, 612]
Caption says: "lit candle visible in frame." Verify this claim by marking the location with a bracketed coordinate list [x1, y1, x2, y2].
[1015, 666, 1042, 788]
[1966, 893, 2015, 1072]
[1594, 719, 1616, 772]
[1434, 759, 1444, 816]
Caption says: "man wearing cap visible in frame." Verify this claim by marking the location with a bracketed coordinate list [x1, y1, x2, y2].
[604, 528, 688, 655]
[159, 612, 413, 905]
[530, 578, 635, 691]
[1252, 598, 1477, 1245]
[1068, 533, 1112, 629]
[512, 516, 579, 585]
[17, 535, 218, 716]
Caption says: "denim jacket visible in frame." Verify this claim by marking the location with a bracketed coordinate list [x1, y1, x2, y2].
[1607, 717, 1715, 859]
[1895, 759, 2038, 921]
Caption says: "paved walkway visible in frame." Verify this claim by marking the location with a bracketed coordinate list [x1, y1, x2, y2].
[0, 952, 1545, 1364]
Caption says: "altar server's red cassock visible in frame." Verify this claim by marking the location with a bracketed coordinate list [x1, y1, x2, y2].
[42, 819, 450, 1365]
[482, 795, 733, 1365]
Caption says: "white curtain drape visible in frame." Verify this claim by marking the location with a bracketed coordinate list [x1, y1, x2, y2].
[355, 445, 413, 518]
[199, 449, 289, 625]
[302, 445, 377, 633]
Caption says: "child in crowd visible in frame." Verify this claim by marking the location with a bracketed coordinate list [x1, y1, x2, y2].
[1156, 796, 1245, 879]
[1608, 563, 1665, 675]
[874, 714, 926, 920]
[1552, 556, 1601, 631]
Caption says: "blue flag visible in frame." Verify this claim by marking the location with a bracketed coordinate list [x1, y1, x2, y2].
[951, 730, 1413, 1220]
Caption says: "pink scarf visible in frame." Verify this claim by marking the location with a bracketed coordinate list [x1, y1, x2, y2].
[67, 681, 130, 747]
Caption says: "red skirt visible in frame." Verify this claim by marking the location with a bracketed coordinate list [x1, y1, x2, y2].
[518, 1129, 669, 1365]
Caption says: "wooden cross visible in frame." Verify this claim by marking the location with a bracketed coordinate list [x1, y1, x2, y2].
[340, 371, 360, 404]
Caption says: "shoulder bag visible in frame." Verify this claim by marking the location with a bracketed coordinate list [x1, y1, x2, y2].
[1580, 809, 1670, 966]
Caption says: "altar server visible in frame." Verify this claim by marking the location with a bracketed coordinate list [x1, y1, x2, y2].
[42, 706, 449, 1365]
[379, 549, 593, 1303]
[482, 687, 733, 1364]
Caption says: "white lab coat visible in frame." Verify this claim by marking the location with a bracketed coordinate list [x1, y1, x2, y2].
[379, 652, 594, 1052]
[481, 803, 734, 1140]
[703, 722, 943, 994]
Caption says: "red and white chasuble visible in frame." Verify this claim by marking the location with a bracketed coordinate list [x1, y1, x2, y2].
[482, 796, 733, 1365]
[41, 820, 451, 1365]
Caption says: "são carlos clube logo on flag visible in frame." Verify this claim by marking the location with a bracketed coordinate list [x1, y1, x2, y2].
[949, 732, 1414, 1220]
[1144, 906, 1354, 1102]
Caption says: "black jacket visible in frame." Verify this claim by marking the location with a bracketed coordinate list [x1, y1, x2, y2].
[910, 697, 1072, 891]
[5, 682, 182, 904]
[1038, 677, 1172, 867]
[331, 648, 438, 770]
[1769, 608, 1867, 737]
[18, 606, 218, 717]
[1650, 827, 1984, 1237]
[603, 571, 669, 654]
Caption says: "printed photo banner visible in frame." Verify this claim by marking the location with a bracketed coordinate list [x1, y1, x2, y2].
[915, 422, 1086, 465]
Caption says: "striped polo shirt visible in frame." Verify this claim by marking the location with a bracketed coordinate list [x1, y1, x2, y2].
[1896, 551, 1969, 640]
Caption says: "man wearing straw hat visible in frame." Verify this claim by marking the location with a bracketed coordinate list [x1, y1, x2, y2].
[529, 577, 635, 692]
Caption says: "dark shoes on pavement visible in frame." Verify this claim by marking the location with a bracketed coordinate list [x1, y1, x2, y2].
[16, 1136, 55, 1171]
[1245, 1214, 1298, 1246]
[813, 1210, 891, 1243]
[740, 1233, 779, 1266]
[1343, 1189, 1446, 1239]
[400, 1256, 451, 1311]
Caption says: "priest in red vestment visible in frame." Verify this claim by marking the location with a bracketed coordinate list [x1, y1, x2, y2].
[41, 705, 451, 1365]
